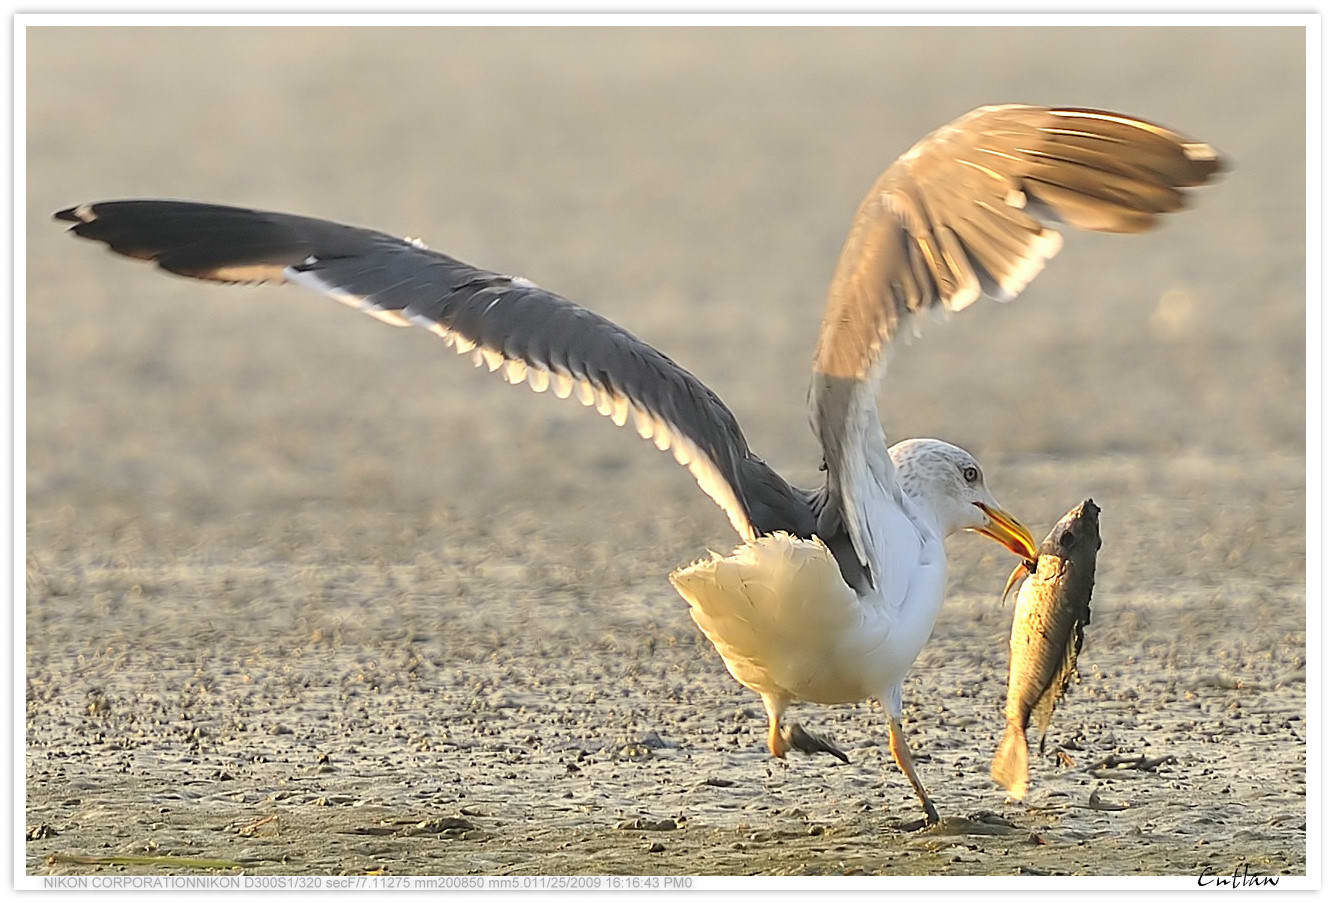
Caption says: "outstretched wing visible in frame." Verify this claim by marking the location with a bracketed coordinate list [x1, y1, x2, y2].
[55, 200, 814, 542]
[810, 105, 1224, 585]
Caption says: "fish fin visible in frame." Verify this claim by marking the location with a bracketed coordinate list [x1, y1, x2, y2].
[1030, 611, 1088, 744]
[1030, 684, 1058, 750]
[991, 722, 1030, 800]
[1001, 561, 1028, 607]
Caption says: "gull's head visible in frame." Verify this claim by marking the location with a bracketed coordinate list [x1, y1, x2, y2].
[888, 438, 1038, 564]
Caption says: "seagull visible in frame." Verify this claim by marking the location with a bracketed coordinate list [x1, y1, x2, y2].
[55, 104, 1222, 825]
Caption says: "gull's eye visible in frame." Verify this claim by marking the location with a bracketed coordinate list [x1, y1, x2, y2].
[962, 466, 980, 484]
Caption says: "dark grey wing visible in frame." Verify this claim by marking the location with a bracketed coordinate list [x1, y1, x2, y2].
[55, 200, 814, 542]
[810, 106, 1224, 581]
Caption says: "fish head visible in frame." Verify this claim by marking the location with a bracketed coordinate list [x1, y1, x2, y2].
[1039, 498, 1102, 568]
[1000, 499, 1101, 604]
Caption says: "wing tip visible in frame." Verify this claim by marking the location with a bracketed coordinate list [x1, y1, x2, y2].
[1184, 141, 1230, 181]
[942, 275, 981, 313]
[53, 203, 96, 225]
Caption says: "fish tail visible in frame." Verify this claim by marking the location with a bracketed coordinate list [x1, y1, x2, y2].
[991, 722, 1030, 800]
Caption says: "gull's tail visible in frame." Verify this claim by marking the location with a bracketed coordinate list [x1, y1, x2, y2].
[669, 533, 862, 702]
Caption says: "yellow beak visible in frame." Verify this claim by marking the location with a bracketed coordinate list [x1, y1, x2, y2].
[971, 502, 1039, 564]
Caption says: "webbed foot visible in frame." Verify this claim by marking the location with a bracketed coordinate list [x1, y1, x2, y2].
[783, 722, 850, 763]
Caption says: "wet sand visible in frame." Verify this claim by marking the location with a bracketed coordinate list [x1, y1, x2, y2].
[25, 26, 1306, 877]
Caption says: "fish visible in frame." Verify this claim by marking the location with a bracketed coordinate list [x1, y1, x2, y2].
[991, 498, 1101, 800]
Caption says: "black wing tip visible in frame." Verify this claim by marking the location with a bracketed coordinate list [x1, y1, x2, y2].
[54, 199, 224, 226]
[54, 204, 92, 224]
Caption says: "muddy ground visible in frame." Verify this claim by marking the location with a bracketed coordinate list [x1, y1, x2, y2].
[25, 26, 1306, 877]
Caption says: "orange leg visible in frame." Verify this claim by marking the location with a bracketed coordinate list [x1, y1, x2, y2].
[762, 694, 789, 758]
[889, 715, 939, 825]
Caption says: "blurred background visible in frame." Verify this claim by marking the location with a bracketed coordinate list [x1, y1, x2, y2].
[24, 26, 1307, 875]
[27, 26, 1304, 607]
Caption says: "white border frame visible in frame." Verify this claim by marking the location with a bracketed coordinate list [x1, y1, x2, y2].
[12, 12, 1321, 895]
